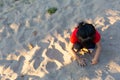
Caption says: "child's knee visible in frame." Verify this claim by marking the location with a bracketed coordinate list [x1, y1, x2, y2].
[73, 42, 82, 52]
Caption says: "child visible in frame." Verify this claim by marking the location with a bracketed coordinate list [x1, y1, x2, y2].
[69, 21, 101, 66]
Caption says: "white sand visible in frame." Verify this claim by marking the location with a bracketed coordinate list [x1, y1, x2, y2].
[0, 0, 120, 80]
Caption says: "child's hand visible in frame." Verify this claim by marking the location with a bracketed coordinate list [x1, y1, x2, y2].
[91, 59, 98, 65]
[77, 58, 86, 67]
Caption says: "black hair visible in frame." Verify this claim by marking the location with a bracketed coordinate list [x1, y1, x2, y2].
[76, 21, 96, 48]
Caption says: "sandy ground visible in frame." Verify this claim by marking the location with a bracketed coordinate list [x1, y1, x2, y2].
[0, 0, 120, 80]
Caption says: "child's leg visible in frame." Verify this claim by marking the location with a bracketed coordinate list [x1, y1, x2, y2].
[87, 43, 96, 53]
[87, 43, 96, 59]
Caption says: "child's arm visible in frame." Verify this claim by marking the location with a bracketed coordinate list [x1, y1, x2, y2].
[92, 41, 101, 65]
[69, 42, 79, 60]
[69, 42, 86, 66]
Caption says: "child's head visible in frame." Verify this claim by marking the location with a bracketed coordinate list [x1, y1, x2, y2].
[76, 21, 96, 48]
[76, 21, 96, 41]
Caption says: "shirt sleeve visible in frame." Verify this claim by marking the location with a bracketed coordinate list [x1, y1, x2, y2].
[70, 28, 78, 44]
[94, 31, 101, 43]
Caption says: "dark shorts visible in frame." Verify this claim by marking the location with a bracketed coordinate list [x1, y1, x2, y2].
[73, 42, 95, 53]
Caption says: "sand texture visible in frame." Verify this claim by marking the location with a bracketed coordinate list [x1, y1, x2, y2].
[0, 0, 120, 80]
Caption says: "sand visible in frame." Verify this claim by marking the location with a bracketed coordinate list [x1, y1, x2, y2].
[0, 0, 120, 80]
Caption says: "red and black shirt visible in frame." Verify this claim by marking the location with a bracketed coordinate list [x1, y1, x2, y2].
[70, 28, 101, 44]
